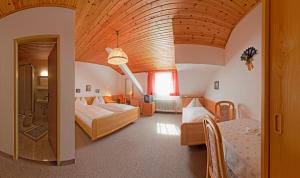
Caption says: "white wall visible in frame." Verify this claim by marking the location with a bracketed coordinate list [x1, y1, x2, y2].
[130, 66, 223, 98]
[177, 64, 222, 96]
[129, 72, 148, 98]
[75, 62, 124, 96]
[174, 42, 225, 97]
[205, 4, 262, 120]
[0, 7, 75, 161]
[175, 44, 225, 65]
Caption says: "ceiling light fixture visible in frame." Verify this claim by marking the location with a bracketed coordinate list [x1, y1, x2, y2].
[107, 31, 128, 65]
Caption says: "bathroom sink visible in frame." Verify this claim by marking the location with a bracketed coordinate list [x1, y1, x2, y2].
[36, 99, 48, 104]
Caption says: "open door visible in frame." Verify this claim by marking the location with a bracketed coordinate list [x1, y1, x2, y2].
[15, 35, 59, 162]
[48, 44, 58, 156]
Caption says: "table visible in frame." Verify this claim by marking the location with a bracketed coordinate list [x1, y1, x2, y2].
[218, 119, 261, 178]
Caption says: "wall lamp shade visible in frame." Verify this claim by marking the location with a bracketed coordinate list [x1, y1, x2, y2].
[107, 48, 128, 65]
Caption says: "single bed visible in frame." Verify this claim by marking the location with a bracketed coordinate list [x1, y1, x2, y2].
[180, 97, 215, 146]
[75, 97, 140, 140]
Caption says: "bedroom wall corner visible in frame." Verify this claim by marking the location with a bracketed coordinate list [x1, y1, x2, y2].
[176, 64, 222, 96]
[75, 62, 125, 97]
[204, 3, 262, 120]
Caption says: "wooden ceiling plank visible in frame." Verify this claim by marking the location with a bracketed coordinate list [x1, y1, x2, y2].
[0, 0, 259, 73]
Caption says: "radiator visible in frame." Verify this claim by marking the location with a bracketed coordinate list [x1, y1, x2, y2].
[155, 99, 179, 113]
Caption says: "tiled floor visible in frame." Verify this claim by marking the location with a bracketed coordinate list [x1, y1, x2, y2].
[18, 118, 56, 161]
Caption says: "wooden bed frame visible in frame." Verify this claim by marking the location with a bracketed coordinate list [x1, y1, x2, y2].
[75, 97, 140, 140]
[180, 96, 216, 146]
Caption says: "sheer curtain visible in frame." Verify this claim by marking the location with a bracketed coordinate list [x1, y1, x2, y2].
[147, 70, 180, 100]
[154, 72, 174, 98]
[170, 69, 180, 96]
[147, 71, 155, 95]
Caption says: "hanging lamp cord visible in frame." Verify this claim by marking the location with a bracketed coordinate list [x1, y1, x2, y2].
[116, 31, 119, 48]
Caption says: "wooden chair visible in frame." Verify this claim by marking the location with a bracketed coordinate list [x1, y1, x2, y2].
[203, 117, 228, 178]
[215, 101, 235, 122]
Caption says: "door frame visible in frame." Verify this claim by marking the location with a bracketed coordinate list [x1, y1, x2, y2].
[14, 35, 61, 164]
[262, 0, 270, 177]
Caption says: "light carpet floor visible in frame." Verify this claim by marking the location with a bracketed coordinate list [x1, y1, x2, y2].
[0, 113, 207, 178]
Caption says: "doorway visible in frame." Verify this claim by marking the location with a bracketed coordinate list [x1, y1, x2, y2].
[14, 35, 59, 163]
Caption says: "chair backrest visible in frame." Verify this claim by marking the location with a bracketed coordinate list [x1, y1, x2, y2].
[215, 101, 235, 122]
[203, 117, 227, 178]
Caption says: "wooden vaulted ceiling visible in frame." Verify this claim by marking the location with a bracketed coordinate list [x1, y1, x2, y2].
[0, 0, 259, 73]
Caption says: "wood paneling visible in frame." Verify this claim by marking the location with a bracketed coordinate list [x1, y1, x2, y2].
[181, 122, 206, 146]
[270, 0, 300, 177]
[19, 41, 56, 61]
[0, 0, 259, 73]
[182, 96, 205, 107]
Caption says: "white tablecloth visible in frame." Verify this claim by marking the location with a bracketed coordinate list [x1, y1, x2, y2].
[218, 119, 261, 178]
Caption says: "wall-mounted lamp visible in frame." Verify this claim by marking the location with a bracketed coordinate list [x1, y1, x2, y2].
[40, 70, 48, 77]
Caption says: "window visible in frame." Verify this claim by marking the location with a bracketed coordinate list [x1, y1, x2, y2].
[154, 72, 174, 96]
[147, 70, 179, 97]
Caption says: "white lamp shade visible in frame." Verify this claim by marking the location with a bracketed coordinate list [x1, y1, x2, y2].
[107, 48, 128, 65]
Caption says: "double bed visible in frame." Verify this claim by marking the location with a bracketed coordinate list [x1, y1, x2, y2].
[75, 97, 140, 140]
[180, 97, 215, 145]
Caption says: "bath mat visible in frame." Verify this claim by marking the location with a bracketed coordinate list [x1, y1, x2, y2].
[24, 125, 48, 141]
[19, 124, 37, 132]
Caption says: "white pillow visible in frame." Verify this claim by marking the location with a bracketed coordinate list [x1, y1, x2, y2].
[98, 96, 105, 104]
[92, 96, 105, 106]
[81, 97, 88, 105]
[186, 98, 196, 108]
[92, 97, 101, 106]
[194, 98, 203, 107]
[186, 98, 203, 107]
[75, 98, 82, 106]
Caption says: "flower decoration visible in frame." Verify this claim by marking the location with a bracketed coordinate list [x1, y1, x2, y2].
[240, 47, 258, 71]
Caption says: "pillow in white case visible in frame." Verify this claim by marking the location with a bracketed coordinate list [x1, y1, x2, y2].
[194, 98, 203, 107]
[186, 98, 203, 107]
[75, 98, 82, 106]
[92, 96, 104, 106]
[186, 98, 196, 108]
[98, 96, 105, 104]
[81, 97, 88, 105]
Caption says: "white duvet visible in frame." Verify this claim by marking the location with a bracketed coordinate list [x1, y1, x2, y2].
[95, 103, 136, 112]
[182, 107, 213, 123]
[75, 104, 114, 127]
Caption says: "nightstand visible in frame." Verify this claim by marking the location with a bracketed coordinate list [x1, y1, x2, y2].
[142, 102, 155, 116]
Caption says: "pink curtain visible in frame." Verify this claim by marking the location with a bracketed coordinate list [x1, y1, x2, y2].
[147, 71, 155, 95]
[170, 69, 180, 96]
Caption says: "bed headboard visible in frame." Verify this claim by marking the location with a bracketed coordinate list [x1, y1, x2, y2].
[85, 97, 95, 105]
[181, 96, 205, 108]
[75, 95, 125, 105]
[75, 97, 95, 105]
[181, 96, 217, 115]
[204, 98, 216, 115]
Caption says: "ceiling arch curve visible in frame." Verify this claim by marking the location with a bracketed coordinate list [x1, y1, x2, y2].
[0, 0, 259, 73]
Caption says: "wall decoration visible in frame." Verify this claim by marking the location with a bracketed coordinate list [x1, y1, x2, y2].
[214, 81, 219, 90]
[75, 89, 81, 93]
[95, 89, 100, 93]
[86, 85, 92, 92]
[240, 46, 258, 71]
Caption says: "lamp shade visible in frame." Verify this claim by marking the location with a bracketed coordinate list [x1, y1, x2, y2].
[107, 48, 128, 65]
